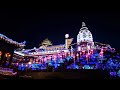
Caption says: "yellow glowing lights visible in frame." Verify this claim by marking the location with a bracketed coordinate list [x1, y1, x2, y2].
[5, 53, 11, 57]
[28, 62, 31, 64]
[0, 51, 2, 56]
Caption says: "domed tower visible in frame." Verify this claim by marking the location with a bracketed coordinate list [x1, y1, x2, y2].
[77, 22, 94, 51]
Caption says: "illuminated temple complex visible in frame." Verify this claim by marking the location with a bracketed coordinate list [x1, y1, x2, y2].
[13, 22, 112, 59]
[0, 22, 119, 79]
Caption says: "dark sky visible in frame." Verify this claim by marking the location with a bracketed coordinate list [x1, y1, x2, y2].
[0, 3, 120, 49]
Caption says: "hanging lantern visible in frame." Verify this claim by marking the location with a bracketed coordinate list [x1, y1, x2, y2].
[5, 53, 11, 57]
[79, 52, 82, 55]
[76, 53, 79, 57]
[86, 54, 88, 58]
[78, 46, 81, 51]
[16, 63, 18, 66]
[0, 51, 2, 56]
[82, 50, 85, 53]
[88, 52, 90, 56]
[99, 48, 103, 57]
[28, 62, 31, 64]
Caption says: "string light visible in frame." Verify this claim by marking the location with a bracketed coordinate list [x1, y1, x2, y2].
[0, 33, 26, 47]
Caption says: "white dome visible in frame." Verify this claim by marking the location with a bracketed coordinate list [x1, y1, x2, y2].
[77, 22, 93, 43]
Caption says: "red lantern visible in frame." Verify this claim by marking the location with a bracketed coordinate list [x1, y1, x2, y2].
[0, 51, 2, 56]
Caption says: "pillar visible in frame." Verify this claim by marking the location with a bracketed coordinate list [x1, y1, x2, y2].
[65, 34, 69, 49]
[8, 52, 14, 68]
[0, 51, 5, 67]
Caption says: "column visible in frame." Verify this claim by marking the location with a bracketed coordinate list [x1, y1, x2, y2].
[8, 53, 13, 68]
[0, 51, 5, 67]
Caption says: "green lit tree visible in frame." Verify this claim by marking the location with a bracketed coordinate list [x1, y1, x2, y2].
[40, 38, 52, 47]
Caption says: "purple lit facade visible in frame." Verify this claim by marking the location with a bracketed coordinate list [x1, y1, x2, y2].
[0, 22, 120, 78]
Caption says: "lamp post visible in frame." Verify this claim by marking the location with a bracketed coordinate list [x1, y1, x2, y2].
[65, 34, 69, 50]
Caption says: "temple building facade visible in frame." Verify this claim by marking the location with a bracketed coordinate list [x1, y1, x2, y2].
[0, 22, 113, 66]
[13, 22, 113, 59]
[0, 34, 25, 68]
[0, 21, 118, 79]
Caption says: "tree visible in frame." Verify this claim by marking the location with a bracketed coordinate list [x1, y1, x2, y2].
[40, 38, 52, 47]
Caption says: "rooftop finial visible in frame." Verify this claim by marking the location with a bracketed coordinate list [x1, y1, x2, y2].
[82, 22, 86, 27]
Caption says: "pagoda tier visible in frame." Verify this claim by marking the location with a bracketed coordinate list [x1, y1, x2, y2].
[77, 22, 94, 51]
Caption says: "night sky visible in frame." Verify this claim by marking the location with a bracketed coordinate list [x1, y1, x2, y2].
[0, 2, 120, 49]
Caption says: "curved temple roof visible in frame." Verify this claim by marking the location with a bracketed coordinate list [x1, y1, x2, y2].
[0, 33, 26, 48]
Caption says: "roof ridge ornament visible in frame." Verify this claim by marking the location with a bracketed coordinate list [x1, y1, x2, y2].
[82, 22, 86, 27]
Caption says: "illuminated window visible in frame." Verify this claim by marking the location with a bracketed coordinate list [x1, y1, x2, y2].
[83, 32, 87, 38]
[5, 53, 11, 61]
